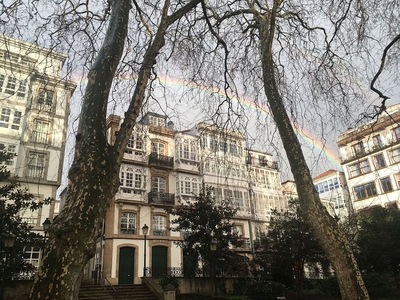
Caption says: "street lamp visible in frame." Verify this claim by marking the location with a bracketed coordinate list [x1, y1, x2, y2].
[1, 233, 16, 300]
[42, 218, 51, 256]
[210, 238, 217, 296]
[142, 224, 149, 277]
[42, 218, 51, 239]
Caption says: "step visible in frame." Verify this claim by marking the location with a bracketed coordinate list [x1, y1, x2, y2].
[79, 284, 158, 300]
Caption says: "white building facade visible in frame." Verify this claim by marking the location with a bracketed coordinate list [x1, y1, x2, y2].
[313, 170, 352, 220]
[99, 113, 287, 285]
[0, 35, 75, 269]
[337, 104, 400, 211]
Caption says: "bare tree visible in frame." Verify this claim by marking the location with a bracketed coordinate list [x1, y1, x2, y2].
[169, 0, 400, 298]
[11, 1, 202, 299]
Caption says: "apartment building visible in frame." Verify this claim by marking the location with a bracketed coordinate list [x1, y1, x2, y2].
[313, 170, 352, 220]
[0, 34, 76, 269]
[98, 112, 287, 284]
[337, 103, 400, 211]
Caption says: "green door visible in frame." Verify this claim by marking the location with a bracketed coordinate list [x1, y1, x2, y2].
[118, 247, 134, 284]
[152, 246, 167, 277]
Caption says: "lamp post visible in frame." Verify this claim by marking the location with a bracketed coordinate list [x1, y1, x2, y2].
[42, 218, 51, 239]
[210, 238, 217, 296]
[42, 218, 51, 256]
[1, 234, 16, 300]
[142, 224, 149, 277]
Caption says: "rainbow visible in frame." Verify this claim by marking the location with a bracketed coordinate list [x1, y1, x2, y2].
[72, 73, 343, 170]
[153, 75, 343, 170]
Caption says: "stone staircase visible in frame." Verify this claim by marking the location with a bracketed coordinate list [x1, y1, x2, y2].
[79, 284, 159, 300]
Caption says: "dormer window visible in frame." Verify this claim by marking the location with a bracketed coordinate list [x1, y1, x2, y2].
[149, 115, 165, 127]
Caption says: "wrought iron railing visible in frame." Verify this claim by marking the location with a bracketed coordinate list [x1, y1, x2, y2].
[152, 229, 167, 236]
[148, 191, 175, 205]
[144, 266, 248, 278]
[148, 152, 174, 168]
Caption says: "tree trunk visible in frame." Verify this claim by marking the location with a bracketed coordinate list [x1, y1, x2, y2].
[28, 0, 130, 299]
[257, 2, 369, 299]
[29, 1, 201, 299]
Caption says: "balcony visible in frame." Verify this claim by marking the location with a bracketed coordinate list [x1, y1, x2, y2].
[148, 191, 175, 205]
[149, 152, 174, 168]
[233, 238, 252, 249]
[246, 157, 278, 170]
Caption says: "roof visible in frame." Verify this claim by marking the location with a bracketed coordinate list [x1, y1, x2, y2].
[313, 169, 338, 181]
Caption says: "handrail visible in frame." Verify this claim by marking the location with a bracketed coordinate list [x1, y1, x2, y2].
[100, 271, 118, 300]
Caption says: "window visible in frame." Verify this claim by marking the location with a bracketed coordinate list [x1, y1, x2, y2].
[394, 127, 400, 141]
[17, 80, 27, 97]
[373, 135, 383, 148]
[213, 187, 222, 205]
[0, 74, 4, 92]
[5, 145, 16, 165]
[37, 89, 54, 112]
[27, 152, 46, 178]
[5, 77, 17, 94]
[178, 176, 200, 197]
[233, 225, 243, 237]
[12, 111, 22, 130]
[230, 141, 238, 155]
[334, 195, 345, 209]
[348, 160, 370, 177]
[120, 168, 146, 193]
[153, 215, 167, 236]
[210, 136, 218, 151]
[178, 139, 198, 162]
[152, 177, 166, 193]
[0, 108, 10, 128]
[354, 182, 377, 200]
[373, 154, 386, 169]
[149, 115, 165, 126]
[152, 141, 165, 155]
[24, 246, 41, 270]
[233, 190, 245, 207]
[0, 143, 16, 165]
[31, 120, 50, 144]
[380, 177, 393, 193]
[120, 212, 136, 234]
[390, 148, 400, 163]
[125, 133, 143, 154]
[224, 189, 233, 201]
[352, 141, 365, 156]
[219, 140, 227, 152]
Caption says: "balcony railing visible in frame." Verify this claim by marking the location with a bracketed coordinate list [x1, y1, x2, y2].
[148, 191, 175, 205]
[233, 238, 252, 249]
[144, 266, 248, 278]
[149, 152, 174, 168]
[246, 157, 278, 170]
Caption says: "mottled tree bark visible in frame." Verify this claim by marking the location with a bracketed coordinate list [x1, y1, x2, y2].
[257, 1, 369, 299]
[29, 1, 201, 299]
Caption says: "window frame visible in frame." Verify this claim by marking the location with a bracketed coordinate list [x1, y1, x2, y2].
[390, 148, 400, 163]
[36, 88, 54, 112]
[380, 177, 393, 193]
[31, 119, 50, 144]
[152, 214, 167, 236]
[373, 153, 386, 169]
[348, 159, 371, 177]
[354, 182, 377, 200]
[120, 212, 137, 234]
[27, 151, 47, 178]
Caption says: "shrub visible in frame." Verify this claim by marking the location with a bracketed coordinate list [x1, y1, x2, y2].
[315, 277, 340, 297]
[244, 278, 286, 300]
[159, 274, 179, 290]
[363, 273, 393, 298]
